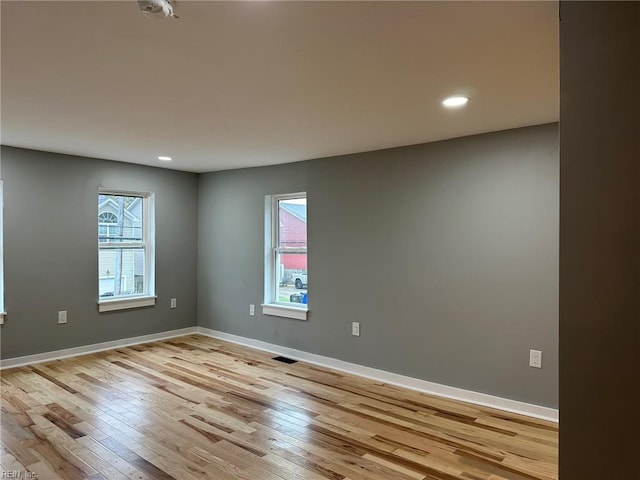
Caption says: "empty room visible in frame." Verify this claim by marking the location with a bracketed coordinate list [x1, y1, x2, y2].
[1, 2, 638, 480]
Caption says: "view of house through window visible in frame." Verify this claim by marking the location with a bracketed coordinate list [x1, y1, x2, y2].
[98, 191, 150, 300]
[274, 195, 307, 306]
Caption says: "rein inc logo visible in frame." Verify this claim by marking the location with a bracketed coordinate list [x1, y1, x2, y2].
[1, 472, 37, 479]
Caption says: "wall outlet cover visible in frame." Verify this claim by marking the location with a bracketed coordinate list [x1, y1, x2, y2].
[352, 322, 360, 336]
[529, 349, 542, 368]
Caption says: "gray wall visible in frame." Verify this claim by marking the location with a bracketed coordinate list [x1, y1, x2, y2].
[0, 146, 198, 359]
[198, 123, 559, 408]
[559, 2, 639, 478]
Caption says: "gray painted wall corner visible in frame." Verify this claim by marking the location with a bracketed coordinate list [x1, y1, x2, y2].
[197, 123, 559, 408]
[0, 146, 199, 358]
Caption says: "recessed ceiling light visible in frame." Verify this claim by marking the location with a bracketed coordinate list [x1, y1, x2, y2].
[442, 96, 469, 108]
[158, 156, 172, 161]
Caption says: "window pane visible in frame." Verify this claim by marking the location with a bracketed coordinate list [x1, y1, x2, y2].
[98, 248, 145, 297]
[278, 198, 306, 248]
[276, 252, 308, 304]
[98, 194, 144, 242]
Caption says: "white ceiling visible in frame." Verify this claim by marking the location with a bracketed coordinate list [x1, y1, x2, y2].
[1, 1, 558, 173]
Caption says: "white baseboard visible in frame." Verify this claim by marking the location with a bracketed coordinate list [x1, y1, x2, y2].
[0, 327, 197, 369]
[1, 325, 559, 423]
[196, 326, 559, 423]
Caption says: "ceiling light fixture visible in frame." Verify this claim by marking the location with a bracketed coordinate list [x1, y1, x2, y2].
[442, 96, 469, 108]
[138, 0, 178, 20]
[158, 156, 172, 161]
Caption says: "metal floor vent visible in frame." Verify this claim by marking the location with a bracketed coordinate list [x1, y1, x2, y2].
[272, 356, 298, 364]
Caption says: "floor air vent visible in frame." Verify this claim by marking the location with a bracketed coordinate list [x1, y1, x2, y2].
[272, 356, 298, 364]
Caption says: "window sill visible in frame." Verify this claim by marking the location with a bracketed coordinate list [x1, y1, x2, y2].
[261, 304, 308, 321]
[98, 295, 156, 313]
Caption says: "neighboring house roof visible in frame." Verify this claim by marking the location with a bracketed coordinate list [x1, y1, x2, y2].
[280, 203, 307, 222]
[98, 197, 142, 223]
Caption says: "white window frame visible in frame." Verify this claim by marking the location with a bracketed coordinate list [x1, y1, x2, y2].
[262, 192, 308, 320]
[98, 188, 155, 312]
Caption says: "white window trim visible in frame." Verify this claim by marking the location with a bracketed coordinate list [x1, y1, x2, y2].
[263, 192, 308, 320]
[98, 188, 155, 312]
[98, 295, 157, 313]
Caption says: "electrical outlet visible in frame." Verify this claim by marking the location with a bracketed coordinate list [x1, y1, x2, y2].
[170, 298, 177, 309]
[529, 349, 542, 368]
[352, 322, 360, 336]
[249, 304, 255, 316]
[58, 311, 68, 324]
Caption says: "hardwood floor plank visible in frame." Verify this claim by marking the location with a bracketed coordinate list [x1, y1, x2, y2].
[96, 436, 176, 480]
[1, 335, 557, 479]
[76, 435, 152, 480]
[0, 445, 28, 474]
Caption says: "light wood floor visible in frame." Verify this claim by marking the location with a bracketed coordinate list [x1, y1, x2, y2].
[1, 335, 558, 480]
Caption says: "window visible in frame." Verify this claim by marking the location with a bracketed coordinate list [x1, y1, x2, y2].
[263, 192, 308, 320]
[98, 190, 155, 312]
[98, 211, 119, 242]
